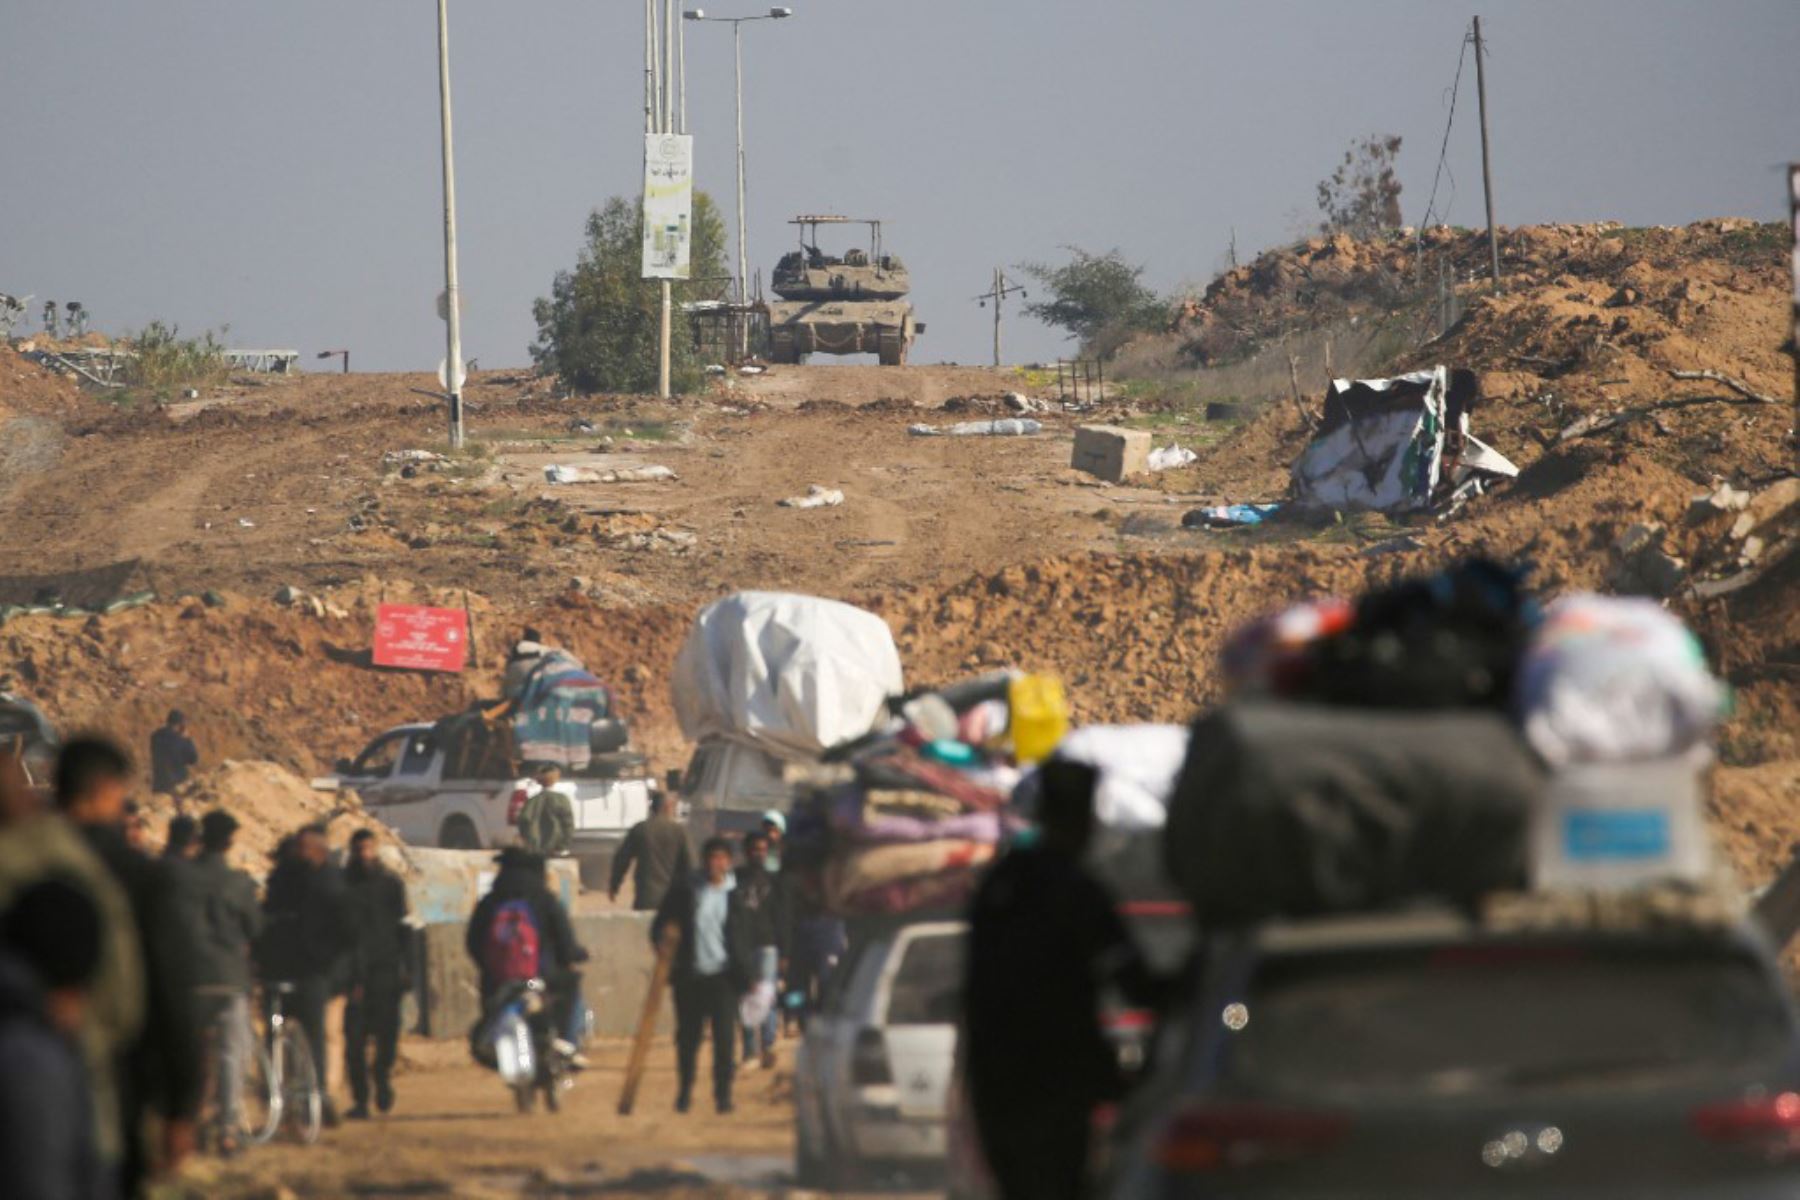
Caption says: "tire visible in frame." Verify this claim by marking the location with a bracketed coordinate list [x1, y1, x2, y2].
[276, 1027, 323, 1145]
[878, 336, 907, 366]
[439, 815, 481, 850]
[241, 1029, 281, 1146]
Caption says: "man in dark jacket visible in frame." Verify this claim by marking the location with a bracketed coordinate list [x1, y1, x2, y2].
[147, 712, 197, 796]
[652, 836, 752, 1115]
[180, 811, 261, 1155]
[733, 831, 787, 1068]
[57, 736, 202, 1193]
[0, 877, 108, 1200]
[608, 788, 692, 911]
[465, 848, 588, 1066]
[964, 760, 1156, 1200]
[343, 830, 410, 1118]
[259, 823, 351, 1127]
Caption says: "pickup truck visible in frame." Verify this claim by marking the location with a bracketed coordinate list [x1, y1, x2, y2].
[337, 722, 653, 887]
[677, 737, 796, 845]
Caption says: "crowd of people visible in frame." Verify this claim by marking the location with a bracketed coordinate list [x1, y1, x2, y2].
[0, 729, 413, 1199]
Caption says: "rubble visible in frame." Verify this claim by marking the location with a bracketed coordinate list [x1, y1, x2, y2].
[1608, 522, 1687, 598]
[777, 484, 845, 510]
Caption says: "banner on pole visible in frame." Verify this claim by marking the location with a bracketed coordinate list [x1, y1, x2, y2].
[372, 603, 468, 672]
[642, 133, 694, 280]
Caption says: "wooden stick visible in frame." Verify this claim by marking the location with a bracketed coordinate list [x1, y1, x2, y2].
[617, 926, 679, 1115]
[1667, 368, 1779, 406]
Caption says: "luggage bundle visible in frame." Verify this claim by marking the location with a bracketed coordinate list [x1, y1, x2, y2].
[783, 673, 1069, 917]
[1165, 558, 1730, 926]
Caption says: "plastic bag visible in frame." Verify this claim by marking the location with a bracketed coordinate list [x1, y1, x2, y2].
[738, 981, 776, 1029]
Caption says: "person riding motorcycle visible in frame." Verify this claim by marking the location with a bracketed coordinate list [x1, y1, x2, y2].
[465, 848, 589, 1069]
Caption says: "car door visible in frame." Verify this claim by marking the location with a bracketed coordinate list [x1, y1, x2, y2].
[806, 935, 890, 1155]
[345, 730, 409, 806]
[874, 923, 967, 1121]
[380, 731, 444, 845]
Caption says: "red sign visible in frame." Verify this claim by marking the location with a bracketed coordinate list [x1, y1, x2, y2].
[372, 604, 468, 673]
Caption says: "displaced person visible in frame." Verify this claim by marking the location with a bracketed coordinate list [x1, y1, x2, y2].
[733, 831, 785, 1069]
[652, 837, 751, 1115]
[148, 712, 197, 796]
[160, 815, 197, 862]
[342, 830, 411, 1118]
[608, 788, 692, 911]
[783, 894, 846, 1029]
[258, 824, 350, 1127]
[0, 746, 145, 1189]
[760, 810, 786, 872]
[58, 737, 203, 1193]
[515, 764, 575, 857]
[465, 847, 589, 1069]
[501, 629, 549, 700]
[180, 811, 261, 1156]
[964, 760, 1156, 1200]
[0, 878, 110, 1200]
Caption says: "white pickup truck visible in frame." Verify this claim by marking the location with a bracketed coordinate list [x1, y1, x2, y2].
[336, 722, 654, 887]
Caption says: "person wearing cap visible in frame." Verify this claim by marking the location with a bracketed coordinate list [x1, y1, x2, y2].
[181, 810, 262, 1154]
[149, 711, 198, 796]
[760, 810, 786, 872]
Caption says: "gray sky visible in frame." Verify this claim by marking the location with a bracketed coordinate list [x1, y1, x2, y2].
[3, 0, 1795, 373]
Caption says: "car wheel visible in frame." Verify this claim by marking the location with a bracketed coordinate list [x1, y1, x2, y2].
[439, 815, 480, 850]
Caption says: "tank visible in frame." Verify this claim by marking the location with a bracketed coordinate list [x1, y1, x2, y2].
[766, 216, 924, 366]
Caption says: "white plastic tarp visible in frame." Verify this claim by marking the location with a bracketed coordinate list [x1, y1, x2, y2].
[672, 592, 904, 761]
[1291, 367, 1448, 513]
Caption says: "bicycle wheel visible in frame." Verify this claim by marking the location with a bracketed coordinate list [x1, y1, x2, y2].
[276, 1026, 323, 1145]
[240, 1027, 281, 1146]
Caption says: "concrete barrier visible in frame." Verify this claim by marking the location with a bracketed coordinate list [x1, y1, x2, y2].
[1072, 424, 1151, 482]
[417, 911, 670, 1040]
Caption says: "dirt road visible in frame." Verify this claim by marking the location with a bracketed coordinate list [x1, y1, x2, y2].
[173, 1035, 927, 1199]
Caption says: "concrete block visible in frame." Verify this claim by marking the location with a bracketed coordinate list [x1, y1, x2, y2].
[1072, 425, 1151, 483]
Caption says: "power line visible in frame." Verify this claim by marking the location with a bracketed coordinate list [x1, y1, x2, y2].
[1418, 23, 1471, 233]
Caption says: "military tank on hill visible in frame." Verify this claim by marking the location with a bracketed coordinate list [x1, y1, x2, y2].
[766, 216, 923, 365]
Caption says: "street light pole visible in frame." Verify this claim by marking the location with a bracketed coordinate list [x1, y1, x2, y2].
[436, 0, 465, 449]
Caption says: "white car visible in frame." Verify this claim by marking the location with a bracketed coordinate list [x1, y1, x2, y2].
[337, 722, 653, 886]
[794, 920, 966, 1190]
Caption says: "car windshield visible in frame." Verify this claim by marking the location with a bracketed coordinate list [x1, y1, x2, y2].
[886, 930, 966, 1026]
[1227, 939, 1793, 1097]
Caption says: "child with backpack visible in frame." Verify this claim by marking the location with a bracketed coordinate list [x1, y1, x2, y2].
[465, 848, 589, 1068]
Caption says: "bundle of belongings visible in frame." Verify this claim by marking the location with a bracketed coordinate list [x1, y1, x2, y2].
[1290, 366, 1518, 515]
[1163, 557, 1731, 927]
[507, 646, 620, 772]
[784, 672, 1073, 917]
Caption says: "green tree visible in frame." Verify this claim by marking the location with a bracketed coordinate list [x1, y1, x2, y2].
[531, 191, 728, 394]
[1316, 134, 1404, 239]
[1020, 247, 1165, 358]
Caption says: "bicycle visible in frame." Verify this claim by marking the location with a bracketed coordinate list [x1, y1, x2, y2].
[264, 981, 324, 1145]
[195, 984, 279, 1155]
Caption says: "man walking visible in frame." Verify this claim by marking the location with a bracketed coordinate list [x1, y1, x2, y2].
[183, 810, 262, 1155]
[148, 712, 198, 796]
[259, 824, 350, 1126]
[734, 831, 786, 1069]
[609, 788, 692, 911]
[515, 764, 575, 858]
[343, 830, 410, 1118]
[964, 760, 1157, 1200]
[652, 837, 750, 1115]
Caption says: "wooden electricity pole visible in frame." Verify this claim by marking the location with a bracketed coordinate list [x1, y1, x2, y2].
[1473, 15, 1500, 290]
[974, 268, 1027, 368]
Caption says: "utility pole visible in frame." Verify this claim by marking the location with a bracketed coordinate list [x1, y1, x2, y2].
[974, 268, 1026, 368]
[656, 0, 675, 399]
[734, 19, 748, 316]
[1473, 15, 1500, 291]
[436, 0, 465, 448]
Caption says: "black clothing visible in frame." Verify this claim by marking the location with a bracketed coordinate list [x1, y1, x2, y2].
[257, 858, 351, 987]
[650, 876, 754, 988]
[81, 824, 203, 1194]
[0, 953, 108, 1200]
[963, 845, 1154, 1200]
[465, 862, 583, 994]
[609, 815, 693, 911]
[174, 853, 262, 991]
[732, 862, 788, 954]
[673, 972, 738, 1109]
[344, 862, 409, 1111]
[343, 981, 400, 1111]
[147, 728, 197, 795]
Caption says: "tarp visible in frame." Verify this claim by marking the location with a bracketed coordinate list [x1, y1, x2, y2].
[672, 592, 904, 762]
[514, 650, 612, 771]
[1291, 367, 1449, 513]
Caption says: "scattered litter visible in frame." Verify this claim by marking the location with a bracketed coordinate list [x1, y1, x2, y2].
[544, 464, 678, 485]
[382, 449, 449, 468]
[738, 364, 766, 376]
[1147, 445, 1198, 472]
[1004, 391, 1049, 414]
[567, 418, 598, 434]
[778, 484, 845, 510]
[704, 364, 727, 376]
[1182, 503, 1278, 528]
[910, 418, 1042, 437]
[236, 517, 255, 529]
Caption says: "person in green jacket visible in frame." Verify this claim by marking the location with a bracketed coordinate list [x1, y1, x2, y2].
[516, 764, 575, 857]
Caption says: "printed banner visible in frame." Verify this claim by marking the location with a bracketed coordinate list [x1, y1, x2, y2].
[642, 133, 694, 280]
[372, 603, 467, 673]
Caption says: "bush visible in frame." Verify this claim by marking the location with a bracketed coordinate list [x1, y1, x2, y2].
[530, 193, 728, 395]
[123, 321, 229, 395]
[1316, 134, 1404, 239]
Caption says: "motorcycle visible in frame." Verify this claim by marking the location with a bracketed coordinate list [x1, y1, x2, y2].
[475, 977, 589, 1113]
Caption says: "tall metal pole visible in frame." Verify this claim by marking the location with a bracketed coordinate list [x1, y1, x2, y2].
[644, 0, 655, 135]
[734, 20, 749, 310]
[677, 9, 687, 134]
[657, 0, 675, 399]
[436, 0, 465, 449]
[1473, 15, 1500, 290]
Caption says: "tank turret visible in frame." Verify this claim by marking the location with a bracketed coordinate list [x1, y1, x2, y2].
[766, 217, 924, 365]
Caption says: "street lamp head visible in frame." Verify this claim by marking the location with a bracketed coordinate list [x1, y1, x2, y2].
[683, 8, 704, 18]
[770, 6, 792, 17]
